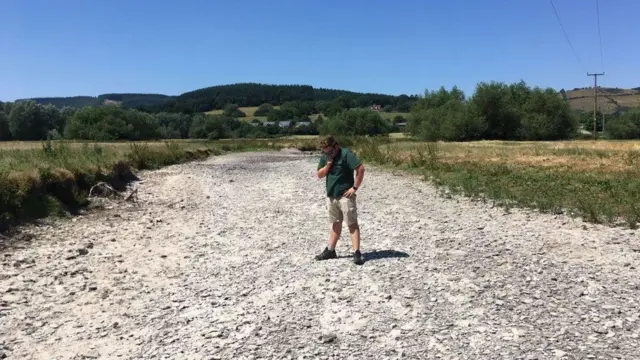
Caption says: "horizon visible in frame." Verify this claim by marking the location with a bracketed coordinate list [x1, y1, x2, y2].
[7, 81, 636, 104]
[1, 0, 639, 102]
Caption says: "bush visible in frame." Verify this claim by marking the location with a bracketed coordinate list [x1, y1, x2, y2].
[223, 104, 246, 118]
[254, 103, 274, 116]
[320, 108, 392, 136]
[407, 81, 578, 141]
[64, 105, 161, 141]
[606, 109, 640, 139]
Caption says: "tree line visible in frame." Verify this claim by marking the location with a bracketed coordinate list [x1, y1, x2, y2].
[406, 81, 640, 141]
[0, 100, 322, 141]
[16, 94, 174, 109]
[2, 80, 640, 142]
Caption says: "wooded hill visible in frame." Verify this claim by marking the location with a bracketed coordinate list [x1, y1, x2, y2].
[17, 83, 419, 114]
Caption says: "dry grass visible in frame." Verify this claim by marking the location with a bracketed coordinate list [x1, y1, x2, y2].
[354, 139, 640, 227]
[388, 140, 640, 173]
[205, 106, 279, 121]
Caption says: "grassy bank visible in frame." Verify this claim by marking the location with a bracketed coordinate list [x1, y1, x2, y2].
[0, 137, 328, 232]
[351, 139, 640, 228]
[0, 140, 261, 232]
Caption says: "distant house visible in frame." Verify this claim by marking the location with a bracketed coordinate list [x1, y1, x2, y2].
[262, 120, 312, 128]
[370, 104, 381, 112]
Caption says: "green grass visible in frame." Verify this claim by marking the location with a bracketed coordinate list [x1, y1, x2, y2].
[351, 139, 640, 228]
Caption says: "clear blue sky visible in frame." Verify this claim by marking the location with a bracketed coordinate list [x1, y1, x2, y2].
[1, 0, 638, 101]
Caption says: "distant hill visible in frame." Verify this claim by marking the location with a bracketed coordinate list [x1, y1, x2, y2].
[16, 83, 640, 115]
[19, 93, 175, 109]
[140, 82, 418, 114]
[565, 87, 640, 114]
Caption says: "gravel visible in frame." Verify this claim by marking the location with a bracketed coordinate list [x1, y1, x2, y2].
[1, 150, 639, 359]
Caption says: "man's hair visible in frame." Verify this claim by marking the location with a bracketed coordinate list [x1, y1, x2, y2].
[319, 135, 338, 148]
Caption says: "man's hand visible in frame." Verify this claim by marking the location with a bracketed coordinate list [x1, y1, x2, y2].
[342, 187, 356, 198]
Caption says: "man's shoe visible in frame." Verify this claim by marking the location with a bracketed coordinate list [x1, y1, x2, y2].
[353, 250, 364, 265]
[315, 247, 337, 261]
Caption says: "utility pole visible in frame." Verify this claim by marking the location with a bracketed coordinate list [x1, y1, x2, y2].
[587, 72, 604, 140]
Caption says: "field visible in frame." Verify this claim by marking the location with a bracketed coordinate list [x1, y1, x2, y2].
[566, 87, 640, 114]
[205, 106, 276, 121]
[351, 139, 640, 227]
[2, 137, 639, 231]
[205, 106, 411, 122]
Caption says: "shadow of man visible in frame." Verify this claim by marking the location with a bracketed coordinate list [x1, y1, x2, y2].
[362, 249, 410, 262]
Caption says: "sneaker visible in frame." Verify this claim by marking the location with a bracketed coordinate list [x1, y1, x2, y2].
[315, 247, 337, 261]
[353, 250, 364, 265]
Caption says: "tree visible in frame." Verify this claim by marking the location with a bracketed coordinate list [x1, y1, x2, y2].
[409, 91, 485, 141]
[155, 112, 193, 138]
[223, 104, 246, 118]
[58, 106, 76, 134]
[64, 105, 160, 141]
[469, 81, 522, 140]
[189, 114, 228, 140]
[0, 110, 10, 140]
[517, 87, 578, 140]
[606, 109, 640, 139]
[41, 104, 62, 134]
[8, 100, 50, 140]
[254, 103, 274, 116]
[320, 108, 392, 136]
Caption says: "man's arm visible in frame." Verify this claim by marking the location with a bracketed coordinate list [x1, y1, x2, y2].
[353, 163, 365, 189]
[317, 156, 332, 178]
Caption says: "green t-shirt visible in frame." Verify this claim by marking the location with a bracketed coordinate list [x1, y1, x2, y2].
[317, 147, 362, 198]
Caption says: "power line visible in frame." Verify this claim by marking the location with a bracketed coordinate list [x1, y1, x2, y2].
[596, 0, 604, 71]
[549, 0, 587, 72]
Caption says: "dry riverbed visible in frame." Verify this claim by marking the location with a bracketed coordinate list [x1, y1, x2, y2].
[1, 150, 639, 359]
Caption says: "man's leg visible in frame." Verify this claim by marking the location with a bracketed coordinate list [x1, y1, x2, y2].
[315, 198, 342, 261]
[348, 223, 360, 252]
[342, 196, 364, 265]
[328, 221, 342, 250]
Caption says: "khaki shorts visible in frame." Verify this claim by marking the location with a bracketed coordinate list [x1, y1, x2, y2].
[327, 196, 358, 226]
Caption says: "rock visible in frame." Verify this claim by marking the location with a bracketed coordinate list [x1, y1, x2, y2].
[77, 248, 89, 256]
[320, 333, 337, 344]
[553, 349, 568, 358]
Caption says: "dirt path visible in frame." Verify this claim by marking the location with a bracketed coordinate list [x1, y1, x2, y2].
[1, 151, 639, 359]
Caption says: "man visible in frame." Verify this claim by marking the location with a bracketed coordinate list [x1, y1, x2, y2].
[315, 135, 365, 265]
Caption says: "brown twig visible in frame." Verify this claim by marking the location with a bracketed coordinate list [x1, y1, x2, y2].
[125, 188, 138, 202]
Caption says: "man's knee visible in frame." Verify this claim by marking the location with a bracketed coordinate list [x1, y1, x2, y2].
[348, 222, 359, 233]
